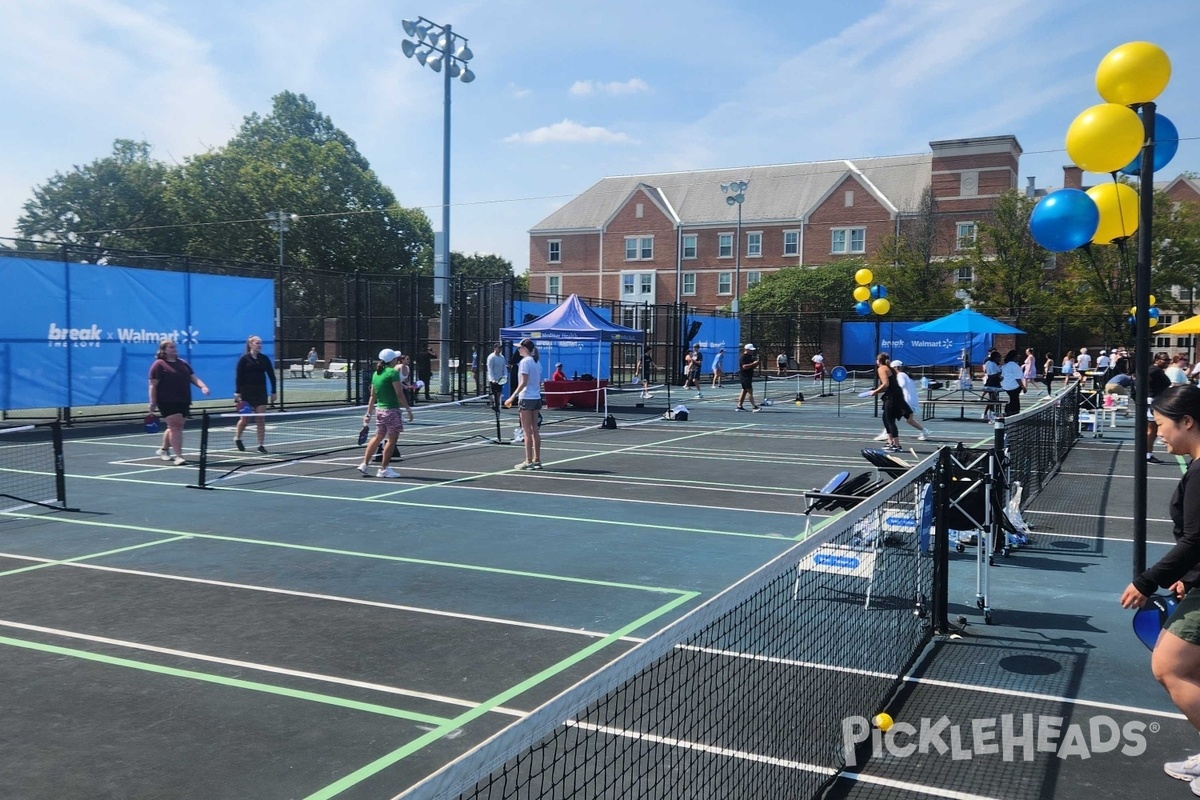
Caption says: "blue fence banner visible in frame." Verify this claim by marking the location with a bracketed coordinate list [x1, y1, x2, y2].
[841, 322, 991, 367]
[685, 315, 741, 375]
[0, 258, 274, 410]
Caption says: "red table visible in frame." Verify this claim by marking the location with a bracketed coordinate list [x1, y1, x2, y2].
[543, 379, 607, 410]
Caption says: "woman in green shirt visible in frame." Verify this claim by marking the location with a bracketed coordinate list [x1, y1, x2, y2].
[357, 349, 413, 478]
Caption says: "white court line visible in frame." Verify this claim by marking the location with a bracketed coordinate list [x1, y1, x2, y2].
[566, 721, 1004, 800]
[1025, 509, 1173, 526]
[0, 617, 529, 717]
[0, 552, 646, 642]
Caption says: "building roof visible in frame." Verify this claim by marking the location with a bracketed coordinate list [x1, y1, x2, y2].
[530, 154, 934, 233]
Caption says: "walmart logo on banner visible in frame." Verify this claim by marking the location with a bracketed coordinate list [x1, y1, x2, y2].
[2, 257, 273, 410]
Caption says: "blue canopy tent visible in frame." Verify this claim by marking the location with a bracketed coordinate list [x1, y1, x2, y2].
[910, 308, 1024, 383]
[500, 294, 644, 415]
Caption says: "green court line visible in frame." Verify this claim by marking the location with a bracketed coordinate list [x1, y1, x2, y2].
[799, 510, 846, 540]
[0, 634, 451, 725]
[0, 535, 191, 578]
[0, 512, 689, 595]
[302, 589, 701, 800]
[365, 423, 757, 500]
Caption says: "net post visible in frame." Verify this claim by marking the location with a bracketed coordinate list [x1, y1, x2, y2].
[51, 420, 67, 509]
[493, 395, 503, 443]
[194, 411, 211, 489]
[932, 447, 951, 634]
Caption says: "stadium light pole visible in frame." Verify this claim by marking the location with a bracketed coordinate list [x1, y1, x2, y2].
[266, 210, 297, 408]
[402, 16, 476, 396]
[720, 180, 749, 314]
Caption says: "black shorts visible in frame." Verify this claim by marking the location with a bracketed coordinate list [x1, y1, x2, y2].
[240, 390, 268, 409]
[157, 401, 190, 419]
[518, 398, 544, 411]
[740, 375, 754, 391]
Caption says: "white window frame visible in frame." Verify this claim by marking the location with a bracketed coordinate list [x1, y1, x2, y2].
[718, 233, 733, 258]
[547, 240, 561, 263]
[746, 270, 762, 288]
[746, 231, 762, 258]
[956, 222, 977, 251]
[957, 264, 974, 284]
[622, 274, 636, 295]
[831, 227, 866, 254]
[546, 274, 561, 301]
[682, 272, 697, 296]
[717, 272, 732, 295]
[639, 273, 653, 295]
[682, 234, 698, 260]
[624, 236, 653, 261]
[783, 230, 799, 256]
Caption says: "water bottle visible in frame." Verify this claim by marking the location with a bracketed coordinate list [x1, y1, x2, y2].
[921, 376, 930, 390]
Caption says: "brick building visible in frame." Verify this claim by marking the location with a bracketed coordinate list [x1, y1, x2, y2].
[528, 135, 1024, 316]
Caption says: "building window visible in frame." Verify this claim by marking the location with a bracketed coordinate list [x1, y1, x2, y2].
[783, 230, 799, 256]
[682, 235, 697, 259]
[547, 275, 561, 302]
[624, 236, 653, 261]
[957, 264, 973, 284]
[831, 227, 866, 254]
[717, 272, 732, 295]
[747, 271, 762, 288]
[622, 274, 635, 295]
[1180, 287, 1195, 301]
[718, 233, 733, 258]
[639, 273, 653, 294]
[635, 202, 644, 218]
[746, 232, 762, 257]
[845, 190, 854, 207]
[1156, 336, 1171, 348]
[682, 273, 696, 296]
[1178, 337, 1191, 348]
[547, 240, 561, 263]
[956, 222, 977, 250]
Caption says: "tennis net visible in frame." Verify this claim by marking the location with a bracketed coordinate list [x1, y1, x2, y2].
[395, 457, 942, 800]
[0, 423, 68, 512]
[1000, 381, 1081, 502]
[196, 397, 500, 486]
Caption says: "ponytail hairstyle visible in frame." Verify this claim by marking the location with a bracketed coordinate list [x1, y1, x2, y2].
[1152, 385, 1200, 424]
[376, 360, 387, 375]
[876, 352, 890, 366]
[245, 335, 262, 354]
[519, 338, 539, 363]
[156, 338, 175, 360]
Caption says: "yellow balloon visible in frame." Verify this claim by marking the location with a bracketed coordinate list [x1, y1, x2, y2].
[1149, 317, 1159, 328]
[1066, 104, 1145, 174]
[1130, 306, 1138, 316]
[855, 268, 873, 286]
[1086, 183, 1140, 244]
[1150, 294, 1157, 306]
[872, 298, 891, 315]
[853, 286, 871, 302]
[1096, 41, 1171, 105]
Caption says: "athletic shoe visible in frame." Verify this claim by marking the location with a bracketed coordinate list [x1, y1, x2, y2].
[873, 432, 890, 442]
[514, 461, 533, 470]
[377, 467, 400, 478]
[884, 445, 903, 453]
[172, 456, 187, 466]
[735, 406, 746, 411]
[919, 430, 931, 441]
[155, 448, 171, 462]
[356, 463, 371, 476]
[1190, 776, 1200, 797]
[751, 406, 761, 412]
[530, 461, 543, 470]
[1165, 753, 1200, 781]
[694, 393, 704, 400]
[257, 445, 268, 454]
[1148, 455, 1165, 464]
[234, 438, 245, 452]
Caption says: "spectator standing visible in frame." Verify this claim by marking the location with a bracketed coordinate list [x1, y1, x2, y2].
[486, 343, 507, 410]
[812, 353, 825, 385]
[148, 339, 210, 466]
[1149, 352, 1173, 464]
[233, 334, 276, 453]
[1096, 349, 1111, 372]
[737, 344, 761, 412]
[471, 347, 481, 394]
[1022, 348, 1038, 392]
[1077, 347, 1092, 373]
[776, 352, 788, 376]
[1001, 349, 1026, 416]
[1167, 355, 1190, 386]
[1043, 353, 1056, 395]
[307, 347, 319, 372]
[414, 347, 435, 401]
[640, 350, 656, 399]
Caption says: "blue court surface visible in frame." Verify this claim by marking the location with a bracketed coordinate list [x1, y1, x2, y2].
[0, 385, 1189, 800]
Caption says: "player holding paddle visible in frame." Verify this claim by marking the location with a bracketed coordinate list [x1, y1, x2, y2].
[1120, 385, 1200, 790]
[356, 349, 413, 478]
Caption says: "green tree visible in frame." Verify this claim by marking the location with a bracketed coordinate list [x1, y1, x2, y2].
[741, 260, 860, 314]
[872, 187, 959, 315]
[451, 252, 516, 280]
[17, 139, 181, 254]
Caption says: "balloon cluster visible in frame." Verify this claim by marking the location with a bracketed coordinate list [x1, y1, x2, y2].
[1028, 42, 1175, 253]
[852, 269, 890, 317]
[1129, 296, 1160, 328]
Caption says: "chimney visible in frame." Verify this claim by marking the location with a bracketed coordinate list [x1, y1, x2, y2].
[1025, 176, 1036, 198]
[1063, 166, 1083, 190]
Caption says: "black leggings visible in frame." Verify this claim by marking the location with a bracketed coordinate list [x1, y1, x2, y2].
[881, 398, 901, 437]
[1005, 388, 1022, 416]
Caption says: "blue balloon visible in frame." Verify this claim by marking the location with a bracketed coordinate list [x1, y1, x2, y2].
[855, 301, 871, 316]
[1149, 307, 1160, 319]
[1029, 189, 1100, 252]
[1120, 113, 1178, 175]
[870, 285, 888, 300]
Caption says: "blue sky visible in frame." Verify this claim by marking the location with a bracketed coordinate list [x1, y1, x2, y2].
[0, 0, 1196, 274]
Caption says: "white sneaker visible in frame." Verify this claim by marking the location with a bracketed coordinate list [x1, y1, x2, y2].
[377, 467, 400, 478]
[919, 429, 930, 441]
[1165, 753, 1200, 781]
[155, 448, 171, 462]
[172, 456, 187, 466]
[694, 392, 704, 399]
[356, 463, 371, 476]
[873, 432, 889, 442]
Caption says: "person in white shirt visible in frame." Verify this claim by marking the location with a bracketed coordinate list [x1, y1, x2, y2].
[503, 338, 544, 470]
[1097, 350, 1111, 371]
[1076, 347, 1092, 373]
[1001, 349, 1027, 416]
[1167, 355, 1191, 386]
[874, 361, 932, 442]
[485, 343, 507, 410]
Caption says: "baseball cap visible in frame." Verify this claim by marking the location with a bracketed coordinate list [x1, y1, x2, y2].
[744, 343, 756, 350]
[378, 348, 400, 362]
[890, 360, 904, 368]
[555, 362, 563, 367]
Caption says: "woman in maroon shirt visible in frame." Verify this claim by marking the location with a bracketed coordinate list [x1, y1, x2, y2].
[148, 339, 209, 465]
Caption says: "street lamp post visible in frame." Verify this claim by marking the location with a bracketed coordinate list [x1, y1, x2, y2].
[266, 210, 297, 408]
[721, 181, 749, 314]
[401, 17, 476, 396]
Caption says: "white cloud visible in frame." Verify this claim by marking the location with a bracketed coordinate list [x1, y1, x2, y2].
[569, 78, 650, 96]
[509, 83, 532, 99]
[504, 119, 635, 145]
